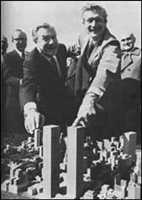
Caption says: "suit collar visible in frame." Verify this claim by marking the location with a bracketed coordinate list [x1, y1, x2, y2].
[11, 50, 23, 60]
[121, 53, 133, 71]
[14, 48, 23, 58]
[121, 47, 141, 71]
[81, 28, 118, 65]
[122, 47, 141, 56]
[132, 47, 141, 55]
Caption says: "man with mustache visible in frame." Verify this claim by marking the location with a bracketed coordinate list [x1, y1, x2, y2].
[72, 3, 122, 139]
[120, 32, 141, 142]
[20, 23, 67, 134]
[3, 29, 28, 134]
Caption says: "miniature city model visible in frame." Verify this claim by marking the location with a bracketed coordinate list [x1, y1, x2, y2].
[1, 126, 141, 199]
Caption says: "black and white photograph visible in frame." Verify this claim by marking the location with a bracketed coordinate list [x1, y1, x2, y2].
[1, 1, 141, 199]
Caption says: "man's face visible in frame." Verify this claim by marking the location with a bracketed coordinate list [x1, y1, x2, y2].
[121, 35, 135, 51]
[12, 31, 27, 52]
[36, 27, 58, 57]
[83, 10, 106, 41]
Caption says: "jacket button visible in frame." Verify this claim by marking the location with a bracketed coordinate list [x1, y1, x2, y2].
[128, 68, 131, 71]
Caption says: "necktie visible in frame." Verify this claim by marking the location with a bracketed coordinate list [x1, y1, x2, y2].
[87, 42, 94, 58]
[21, 52, 25, 61]
[51, 55, 62, 78]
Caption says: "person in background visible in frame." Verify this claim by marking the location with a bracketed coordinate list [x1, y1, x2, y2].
[1, 35, 8, 61]
[120, 32, 141, 143]
[2, 29, 28, 134]
[1, 35, 8, 135]
[20, 23, 68, 135]
[71, 3, 122, 140]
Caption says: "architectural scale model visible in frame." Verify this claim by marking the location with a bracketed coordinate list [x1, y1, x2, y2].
[1, 126, 141, 199]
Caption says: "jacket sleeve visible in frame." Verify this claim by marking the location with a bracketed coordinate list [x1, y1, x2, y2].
[19, 57, 38, 110]
[87, 41, 121, 97]
[3, 54, 21, 91]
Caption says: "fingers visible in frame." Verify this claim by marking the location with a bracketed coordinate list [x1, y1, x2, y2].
[39, 114, 45, 128]
[72, 117, 86, 127]
[72, 117, 81, 127]
[24, 119, 30, 133]
[79, 120, 86, 127]
[31, 114, 37, 132]
[35, 113, 40, 129]
[24, 112, 45, 134]
[25, 117, 34, 134]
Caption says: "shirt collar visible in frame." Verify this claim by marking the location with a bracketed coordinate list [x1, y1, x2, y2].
[15, 48, 24, 58]
[122, 47, 141, 56]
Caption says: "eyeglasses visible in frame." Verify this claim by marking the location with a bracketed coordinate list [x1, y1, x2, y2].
[121, 37, 132, 42]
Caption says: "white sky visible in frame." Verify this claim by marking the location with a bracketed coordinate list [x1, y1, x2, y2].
[1, 1, 141, 52]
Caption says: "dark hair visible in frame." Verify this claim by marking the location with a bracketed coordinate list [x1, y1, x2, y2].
[82, 3, 107, 23]
[32, 23, 56, 43]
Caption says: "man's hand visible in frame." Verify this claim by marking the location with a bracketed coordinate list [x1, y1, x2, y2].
[72, 102, 96, 127]
[72, 92, 98, 127]
[24, 109, 45, 134]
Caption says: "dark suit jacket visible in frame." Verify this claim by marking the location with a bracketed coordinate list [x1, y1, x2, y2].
[3, 50, 23, 91]
[121, 47, 141, 96]
[20, 44, 68, 125]
[2, 50, 25, 133]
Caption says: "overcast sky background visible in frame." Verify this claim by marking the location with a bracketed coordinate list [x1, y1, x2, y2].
[1, 1, 141, 52]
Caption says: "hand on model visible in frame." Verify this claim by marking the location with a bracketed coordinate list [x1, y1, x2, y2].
[72, 93, 98, 127]
[24, 109, 45, 134]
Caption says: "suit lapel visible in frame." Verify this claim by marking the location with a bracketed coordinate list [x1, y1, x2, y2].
[88, 44, 100, 65]
[121, 53, 133, 71]
[81, 39, 89, 56]
[12, 50, 23, 62]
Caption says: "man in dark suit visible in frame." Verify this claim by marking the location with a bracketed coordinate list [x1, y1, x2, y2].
[120, 32, 141, 141]
[3, 29, 27, 134]
[1, 35, 8, 134]
[20, 23, 67, 134]
[72, 3, 122, 139]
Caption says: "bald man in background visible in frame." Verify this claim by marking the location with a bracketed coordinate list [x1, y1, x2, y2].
[3, 29, 28, 134]
[120, 32, 141, 143]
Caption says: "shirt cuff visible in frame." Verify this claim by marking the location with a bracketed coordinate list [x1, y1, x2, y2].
[86, 86, 104, 98]
[24, 102, 37, 114]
